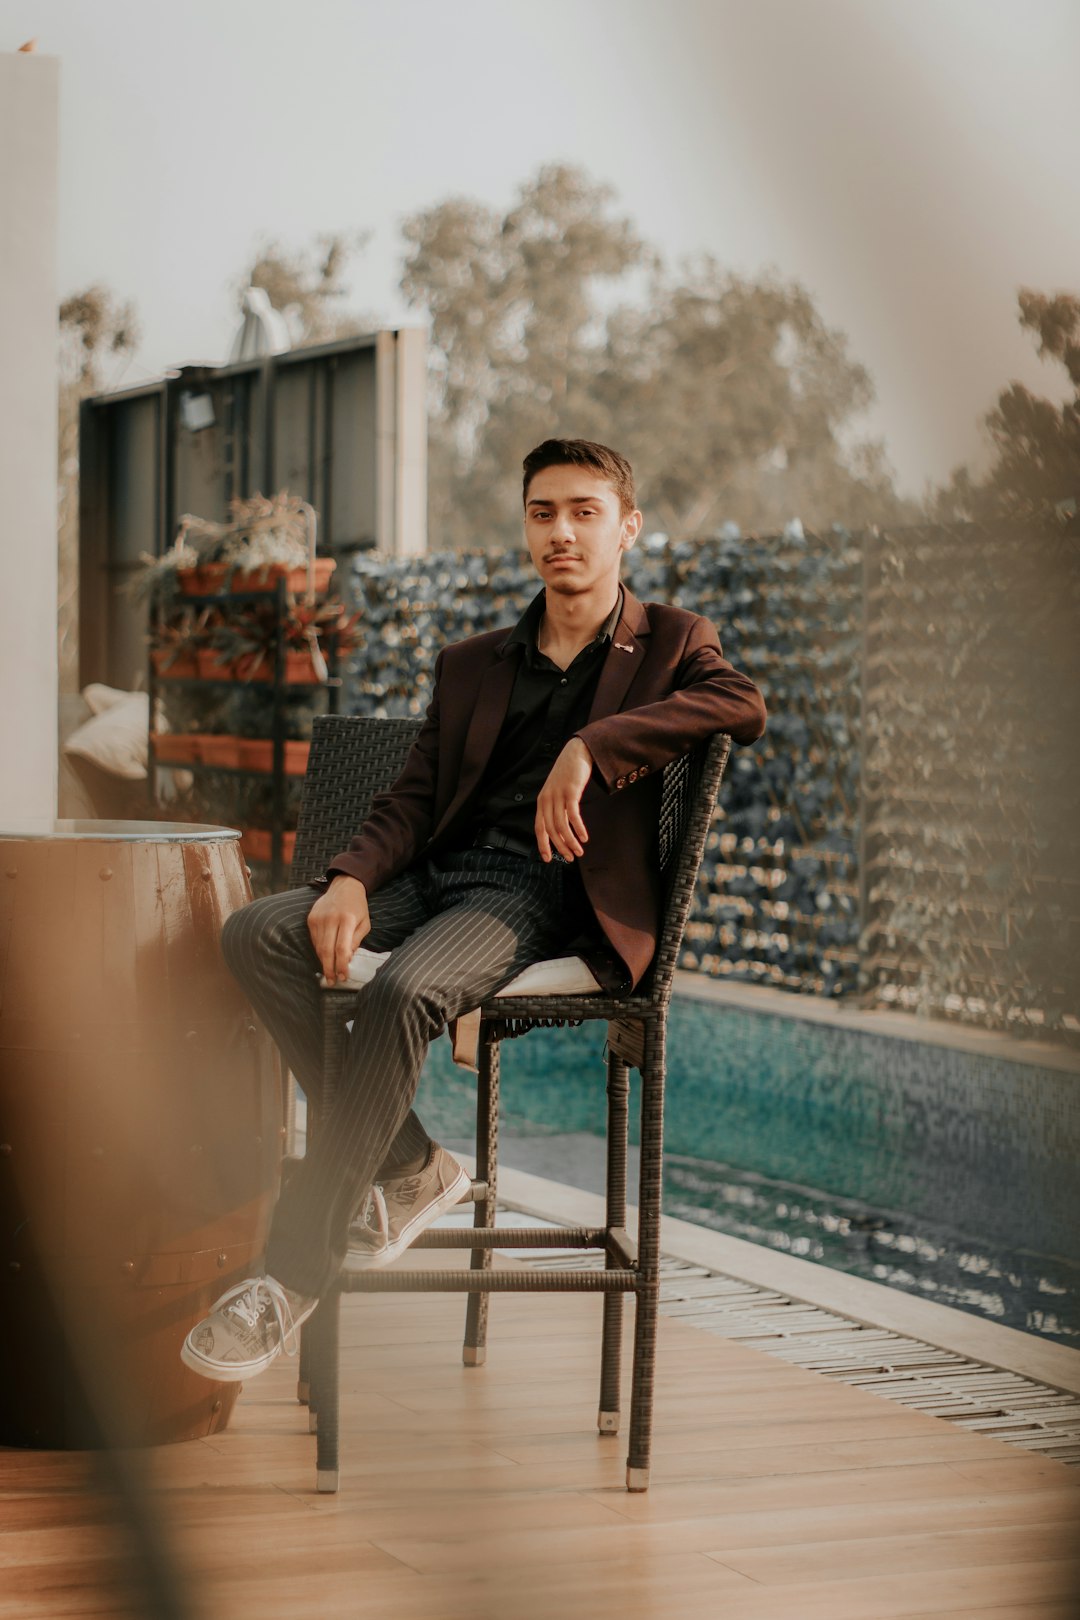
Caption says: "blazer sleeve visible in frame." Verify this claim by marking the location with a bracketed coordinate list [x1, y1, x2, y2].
[575, 615, 766, 793]
[321, 649, 445, 893]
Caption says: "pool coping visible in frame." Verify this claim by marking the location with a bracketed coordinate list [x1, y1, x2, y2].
[672, 971, 1080, 1076]
[462, 1155, 1080, 1400]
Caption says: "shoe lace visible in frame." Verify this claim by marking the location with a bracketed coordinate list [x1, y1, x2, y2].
[356, 1183, 389, 1245]
[220, 1276, 305, 1358]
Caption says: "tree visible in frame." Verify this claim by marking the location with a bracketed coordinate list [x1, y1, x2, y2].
[235, 233, 374, 347]
[58, 286, 140, 689]
[596, 260, 904, 535]
[932, 289, 1080, 522]
[401, 165, 649, 548]
[400, 163, 909, 549]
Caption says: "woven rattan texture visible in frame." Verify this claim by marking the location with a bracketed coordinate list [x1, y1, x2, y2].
[290, 715, 422, 886]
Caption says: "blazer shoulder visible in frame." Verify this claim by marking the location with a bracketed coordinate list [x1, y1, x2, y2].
[439, 623, 514, 666]
[641, 599, 721, 644]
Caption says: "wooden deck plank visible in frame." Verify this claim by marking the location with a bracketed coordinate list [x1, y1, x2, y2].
[2, 1261, 1077, 1620]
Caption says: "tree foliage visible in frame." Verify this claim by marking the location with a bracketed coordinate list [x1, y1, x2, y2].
[237, 233, 373, 346]
[400, 163, 909, 549]
[932, 289, 1080, 522]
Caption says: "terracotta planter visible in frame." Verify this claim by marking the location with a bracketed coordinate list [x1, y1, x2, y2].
[196, 648, 236, 681]
[176, 563, 229, 596]
[233, 650, 271, 683]
[150, 733, 202, 765]
[240, 828, 296, 865]
[151, 648, 200, 680]
[235, 739, 311, 775]
[230, 559, 337, 596]
[199, 735, 242, 768]
[284, 648, 325, 685]
[233, 648, 325, 685]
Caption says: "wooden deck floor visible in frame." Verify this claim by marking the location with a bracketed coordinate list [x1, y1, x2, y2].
[3, 1251, 1079, 1620]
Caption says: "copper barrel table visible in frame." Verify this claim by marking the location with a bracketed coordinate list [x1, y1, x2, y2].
[0, 820, 281, 1448]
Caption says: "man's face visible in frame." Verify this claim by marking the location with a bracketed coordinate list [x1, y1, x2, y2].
[523, 465, 641, 599]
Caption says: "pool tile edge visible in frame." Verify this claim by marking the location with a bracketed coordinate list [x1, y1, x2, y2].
[458, 1153, 1080, 1400]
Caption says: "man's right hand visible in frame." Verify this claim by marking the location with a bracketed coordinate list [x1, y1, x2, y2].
[307, 874, 371, 984]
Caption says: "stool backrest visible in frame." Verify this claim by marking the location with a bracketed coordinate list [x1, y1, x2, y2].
[290, 715, 422, 887]
[290, 715, 731, 1004]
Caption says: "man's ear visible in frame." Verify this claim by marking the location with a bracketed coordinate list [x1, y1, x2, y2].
[620, 508, 643, 550]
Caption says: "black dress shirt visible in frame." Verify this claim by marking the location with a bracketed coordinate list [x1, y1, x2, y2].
[469, 586, 624, 846]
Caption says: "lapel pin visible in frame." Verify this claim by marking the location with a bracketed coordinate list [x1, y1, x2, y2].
[613, 640, 634, 652]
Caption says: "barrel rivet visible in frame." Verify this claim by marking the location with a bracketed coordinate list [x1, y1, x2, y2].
[200, 869, 212, 882]
[244, 866, 252, 879]
[217, 1251, 228, 1268]
[211, 1399, 222, 1413]
[99, 867, 113, 882]
[246, 1024, 257, 1037]
[121, 1260, 134, 1274]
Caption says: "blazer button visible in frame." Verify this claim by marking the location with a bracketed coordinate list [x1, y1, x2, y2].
[628, 770, 638, 783]
[616, 776, 627, 789]
[639, 764, 649, 775]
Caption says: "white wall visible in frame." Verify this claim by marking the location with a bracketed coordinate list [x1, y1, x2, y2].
[0, 52, 59, 821]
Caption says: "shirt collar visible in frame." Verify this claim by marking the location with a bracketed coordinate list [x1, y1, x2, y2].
[504, 584, 624, 664]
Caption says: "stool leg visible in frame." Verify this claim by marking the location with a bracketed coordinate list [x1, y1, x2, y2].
[464, 1031, 499, 1367]
[599, 1049, 630, 1435]
[627, 1022, 665, 1491]
[313, 1288, 341, 1493]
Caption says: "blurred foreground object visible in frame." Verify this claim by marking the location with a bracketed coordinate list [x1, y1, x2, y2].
[0, 821, 281, 1447]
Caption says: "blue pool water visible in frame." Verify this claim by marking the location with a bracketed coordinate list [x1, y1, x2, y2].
[413, 993, 1080, 1348]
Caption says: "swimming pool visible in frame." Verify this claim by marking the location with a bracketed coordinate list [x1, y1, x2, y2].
[414, 982, 1080, 1349]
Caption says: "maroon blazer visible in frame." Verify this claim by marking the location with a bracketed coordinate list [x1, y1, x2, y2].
[328, 587, 766, 989]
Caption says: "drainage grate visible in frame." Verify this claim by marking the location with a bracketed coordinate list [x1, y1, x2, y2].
[503, 1218, 1080, 1467]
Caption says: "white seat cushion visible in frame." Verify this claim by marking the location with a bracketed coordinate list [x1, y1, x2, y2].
[320, 947, 601, 997]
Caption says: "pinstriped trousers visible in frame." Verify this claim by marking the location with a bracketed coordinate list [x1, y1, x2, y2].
[220, 847, 591, 1298]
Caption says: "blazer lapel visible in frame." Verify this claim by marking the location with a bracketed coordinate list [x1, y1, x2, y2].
[434, 650, 518, 835]
[587, 588, 651, 723]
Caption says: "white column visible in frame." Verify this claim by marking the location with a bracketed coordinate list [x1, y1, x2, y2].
[0, 52, 60, 821]
[394, 326, 428, 557]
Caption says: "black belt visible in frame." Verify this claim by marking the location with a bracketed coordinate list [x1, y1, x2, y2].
[472, 826, 537, 859]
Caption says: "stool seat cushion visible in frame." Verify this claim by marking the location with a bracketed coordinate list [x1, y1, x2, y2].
[320, 946, 602, 997]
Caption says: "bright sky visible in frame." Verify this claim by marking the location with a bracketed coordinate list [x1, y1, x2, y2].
[8, 0, 1080, 496]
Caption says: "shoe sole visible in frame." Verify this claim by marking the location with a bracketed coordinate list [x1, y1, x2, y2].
[180, 1337, 278, 1382]
[348, 1164, 471, 1271]
[179, 1298, 319, 1382]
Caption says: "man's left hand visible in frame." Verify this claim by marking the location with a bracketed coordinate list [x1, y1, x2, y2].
[536, 738, 594, 862]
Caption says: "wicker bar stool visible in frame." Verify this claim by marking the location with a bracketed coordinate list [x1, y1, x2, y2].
[287, 714, 731, 1493]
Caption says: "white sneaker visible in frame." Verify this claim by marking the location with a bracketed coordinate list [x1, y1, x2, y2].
[181, 1275, 318, 1383]
[348, 1146, 471, 1269]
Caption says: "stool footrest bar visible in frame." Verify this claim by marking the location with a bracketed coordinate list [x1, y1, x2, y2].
[340, 1267, 640, 1292]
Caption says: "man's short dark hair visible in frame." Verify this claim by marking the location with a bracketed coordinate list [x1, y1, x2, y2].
[522, 439, 636, 517]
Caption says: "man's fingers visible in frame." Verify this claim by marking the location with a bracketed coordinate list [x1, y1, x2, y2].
[566, 804, 589, 847]
[334, 923, 355, 985]
[535, 817, 553, 863]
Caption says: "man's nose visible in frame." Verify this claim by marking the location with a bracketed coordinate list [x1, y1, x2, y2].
[550, 512, 575, 544]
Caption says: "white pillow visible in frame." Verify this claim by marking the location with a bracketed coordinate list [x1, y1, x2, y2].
[81, 682, 137, 716]
[63, 691, 149, 780]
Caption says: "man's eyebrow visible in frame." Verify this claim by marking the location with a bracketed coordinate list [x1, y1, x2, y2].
[526, 493, 602, 507]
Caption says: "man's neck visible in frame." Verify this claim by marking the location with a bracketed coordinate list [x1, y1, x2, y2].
[537, 579, 621, 669]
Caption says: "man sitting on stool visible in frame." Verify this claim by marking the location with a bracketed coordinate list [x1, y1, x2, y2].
[181, 438, 767, 1383]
